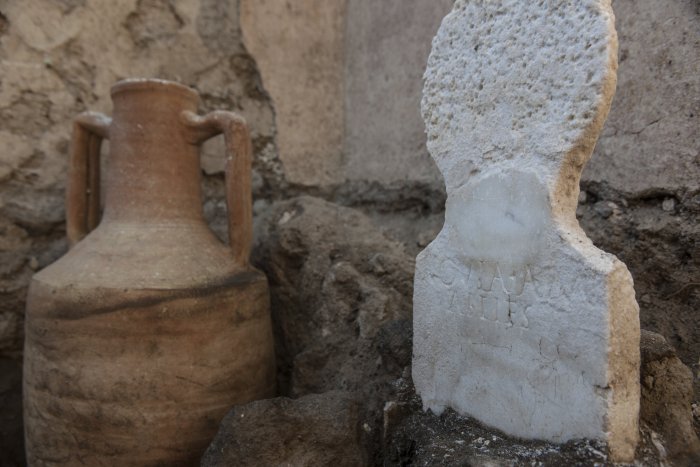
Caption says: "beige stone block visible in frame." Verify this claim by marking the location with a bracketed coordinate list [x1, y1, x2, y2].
[584, 0, 700, 196]
[240, 0, 345, 187]
[343, 0, 453, 185]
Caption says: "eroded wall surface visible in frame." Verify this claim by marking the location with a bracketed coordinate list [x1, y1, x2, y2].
[240, 0, 345, 187]
[583, 0, 699, 197]
[342, 0, 453, 186]
[240, 0, 453, 189]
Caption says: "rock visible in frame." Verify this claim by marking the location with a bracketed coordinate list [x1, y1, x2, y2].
[662, 198, 676, 212]
[253, 196, 415, 398]
[201, 391, 365, 467]
[249, 196, 416, 464]
[376, 319, 412, 370]
[640, 330, 700, 465]
[594, 201, 616, 219]
[414, 0, 639, 461]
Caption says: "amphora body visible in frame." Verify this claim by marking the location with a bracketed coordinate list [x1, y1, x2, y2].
[23, 79, 275, 466]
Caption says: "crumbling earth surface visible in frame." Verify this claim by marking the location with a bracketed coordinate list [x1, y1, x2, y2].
[252, 195, 415, 399]
[577, 182, 700, 404]
[249, 196, 415, 464]
[202, 391, 367, 467]
[639, 330, 700, 465]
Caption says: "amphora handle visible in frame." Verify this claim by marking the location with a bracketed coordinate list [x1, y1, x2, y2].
[66, 112, 111, 248]
[181, 111, 253, 268]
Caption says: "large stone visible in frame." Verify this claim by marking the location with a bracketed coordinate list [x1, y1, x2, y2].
[201, 391, 365, 466]
[639, 330, 700, 465]
[413, 0, 640, 461]
[252, 196, 415, 397]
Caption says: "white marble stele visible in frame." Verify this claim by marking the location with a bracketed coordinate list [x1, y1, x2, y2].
[413, 0, 640, 462]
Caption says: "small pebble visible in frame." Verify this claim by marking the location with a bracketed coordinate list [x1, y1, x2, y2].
[662, 198, 676, 212]
[278, 211, 293, 225]
[593, 201, 615, 219]
[417, 231, 434, 248]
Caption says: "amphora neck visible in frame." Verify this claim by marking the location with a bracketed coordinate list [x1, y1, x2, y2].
[103, 79, 204, 224]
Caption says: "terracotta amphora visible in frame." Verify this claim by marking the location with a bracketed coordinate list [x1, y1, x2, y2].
[23, 79, 276, 466]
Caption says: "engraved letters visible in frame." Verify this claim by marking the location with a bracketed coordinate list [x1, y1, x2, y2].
[432, 259, 534, 329]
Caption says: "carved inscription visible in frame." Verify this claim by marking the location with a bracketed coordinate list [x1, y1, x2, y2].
[430, 259, 534, 329]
